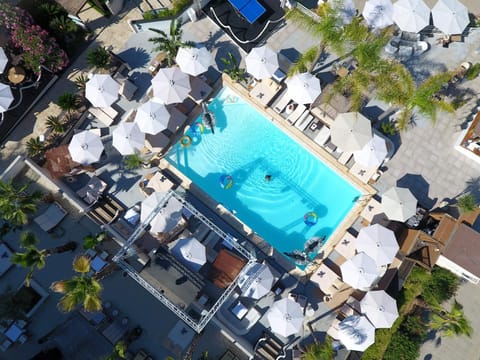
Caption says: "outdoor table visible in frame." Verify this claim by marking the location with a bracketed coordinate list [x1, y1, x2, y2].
[360, 197, 383, 224]
[5, 324, 22, 342]
[91, 256, 107, 272]
[8, 66, 25, 84]
[349, 162, 378, 184]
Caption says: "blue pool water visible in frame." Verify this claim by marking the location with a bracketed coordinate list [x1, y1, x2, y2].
[167, 87, 360, 263]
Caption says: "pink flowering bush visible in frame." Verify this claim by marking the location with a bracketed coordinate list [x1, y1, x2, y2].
[0, 3, 68, 74]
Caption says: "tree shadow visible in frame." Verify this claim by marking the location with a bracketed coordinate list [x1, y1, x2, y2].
[117, 47, 150, 69]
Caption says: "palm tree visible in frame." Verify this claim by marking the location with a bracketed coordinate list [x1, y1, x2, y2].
[45, 115, 65, 134]
[148, 19, 195, 66]
[457, 193, 477, 213]
[0, 180, 42, 226]
[26, 137, 45, 158]
[74, 74, 89, 97]
[220, 52, 247, 83]
[122, 153, 143, 170]
[430, 300, 473, 337]
[57, 92, 80, 114]
[87, 47, 111, 69]
[12, 231, 77, 286]
[288, 46, 323, 76]
[82, 231, 107, 250]
[104, 341, 127, 360]
[51, 255, 103, 312]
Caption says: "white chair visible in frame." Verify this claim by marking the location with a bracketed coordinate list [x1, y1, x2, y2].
[18, 334, 28, 344]
[313, 125, 331, 146]
[273, 92, 292, 113]
[286, 105, 306, 125]
[295, 113, 313, 131]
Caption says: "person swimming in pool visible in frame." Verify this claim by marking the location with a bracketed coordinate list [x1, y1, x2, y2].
[265, 174, 272, 182]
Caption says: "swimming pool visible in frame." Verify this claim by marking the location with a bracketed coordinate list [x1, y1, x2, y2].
[167, 87, 360, 265]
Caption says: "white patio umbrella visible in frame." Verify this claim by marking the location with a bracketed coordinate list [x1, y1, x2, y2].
[356, 224, 399, 266]
[0, 83, 13, 113]
[393, 0, 430, 33]
[353, 134, 388, 167]
[432, 0, 469, 35]
[152, 67, 191, 104]
[141, 192, 183, 233]
[360, 290, 399, 328]
[335, 0, 357, 25]
[0, 47, 7, 74]
[285, 72, 321, 105]
[362, 0, 394, 29]
[331, 112, 372, 152]
[381, 186, 417, 222]
[68, 131, 104, 165]
[338, 315, 376, 351]
[340, 252, 378, 290]
[172, 237, 206, 271]
[267, 298, 304, 337]
[176, 47, 213, 76]
[134, 99, 170, 135]
[239, 262, 275, 300]
[85, 74, 120, 108]
[112, 122, 145, 155]
[245, 45, 279, 80]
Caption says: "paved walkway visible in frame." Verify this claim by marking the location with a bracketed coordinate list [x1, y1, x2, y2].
[418, 280, 480, 360]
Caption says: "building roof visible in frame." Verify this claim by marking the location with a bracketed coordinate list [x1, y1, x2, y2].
[209, 249, 247, 289]
[442, 223, 480, 277]
[55, 0, 88, 15]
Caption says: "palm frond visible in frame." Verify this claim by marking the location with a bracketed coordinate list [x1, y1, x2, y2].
[73, 255, 91, 274]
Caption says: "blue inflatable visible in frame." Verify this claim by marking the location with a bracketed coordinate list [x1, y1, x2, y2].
[220, 175, 234, 190]
[304, 212, 318, 226]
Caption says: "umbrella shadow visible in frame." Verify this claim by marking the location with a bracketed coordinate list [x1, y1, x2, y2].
[397, 173, 437, 209]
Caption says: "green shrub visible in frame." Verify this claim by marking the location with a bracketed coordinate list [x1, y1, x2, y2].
[122, 154, 143, 170]
[465, 63, 480, 80]
[422, 266, 459, 306]
[383, 332, 420, 360]
[457, 193, 477, 214]
[381, 121, 397, 136]
[401, 314, 428, 341]
[87, 46, 111, 69]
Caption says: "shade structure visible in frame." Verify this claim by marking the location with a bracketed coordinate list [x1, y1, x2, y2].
[267, 298, 304, 337]
[432, 0, 469, 35]
[362, 0, 394, 29]
[0, 47, 7, 74]
[331, 112, 372, 152]
[338, 315, 375, 351]
[112, 122, 145, 155]
[85, 74, 120, 108]
[360, 290, 399, 328]
[245, 45, 279, 80]
[176, 47, 213, 76]
[340, 252, 378, 290]
[172, 237, 206, 271]
[0, 83, 13, 112]
[381, 186, 417, 222]
[141, 192, 183, 233]
[238, 262, 275, 299]
[393, 0, 430, 33]
[68, 131, 104, 165]
[353, 133, 388, 167]
[356, 224, 399, 266]
[152, 67, 191, 104]
[285, 72, 321, 105]
[134, 99, 170, 135]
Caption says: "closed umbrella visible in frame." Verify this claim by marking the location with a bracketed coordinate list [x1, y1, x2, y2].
[356, 224, 399, 266]
[381, 187, 417, 222]
[338, 315, 376, 351]
[176, 47, 213, 76]
[152, 67, 191, 104]
[239, 262, 275, 299]
[141, 192, 183, 233]
[362, 0, 394, 29]
[340, 252, 378, 290]
[134, 99, 170, 135]
[85, 74, 120, 108]
[68, 131, 104, 165]
[0, 83, 13, 112]
[172, 237, 206, 271]
[245, 45, 279, 80]
[393, 0, 430, 33]
[285, 72, 321, 105]
[331, 112, 372, 152]
[353, 134, 388, 167]
[360, 290, 399, 328]
[112, 122, 145, 155]
[267, 298, 304, 337]
[432, 0, 469, 35]
[0, 47, 7, 74]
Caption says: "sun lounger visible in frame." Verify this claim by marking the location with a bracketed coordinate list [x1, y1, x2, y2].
[337, 151, 353, 165]
[313, 125, 331, 146]
[34, 202, 67, 232]
[88, 107, 116, 127]
[286, 104, 306, 125]
[273, 91, 292, 113]
[295, 113, 313, 131]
